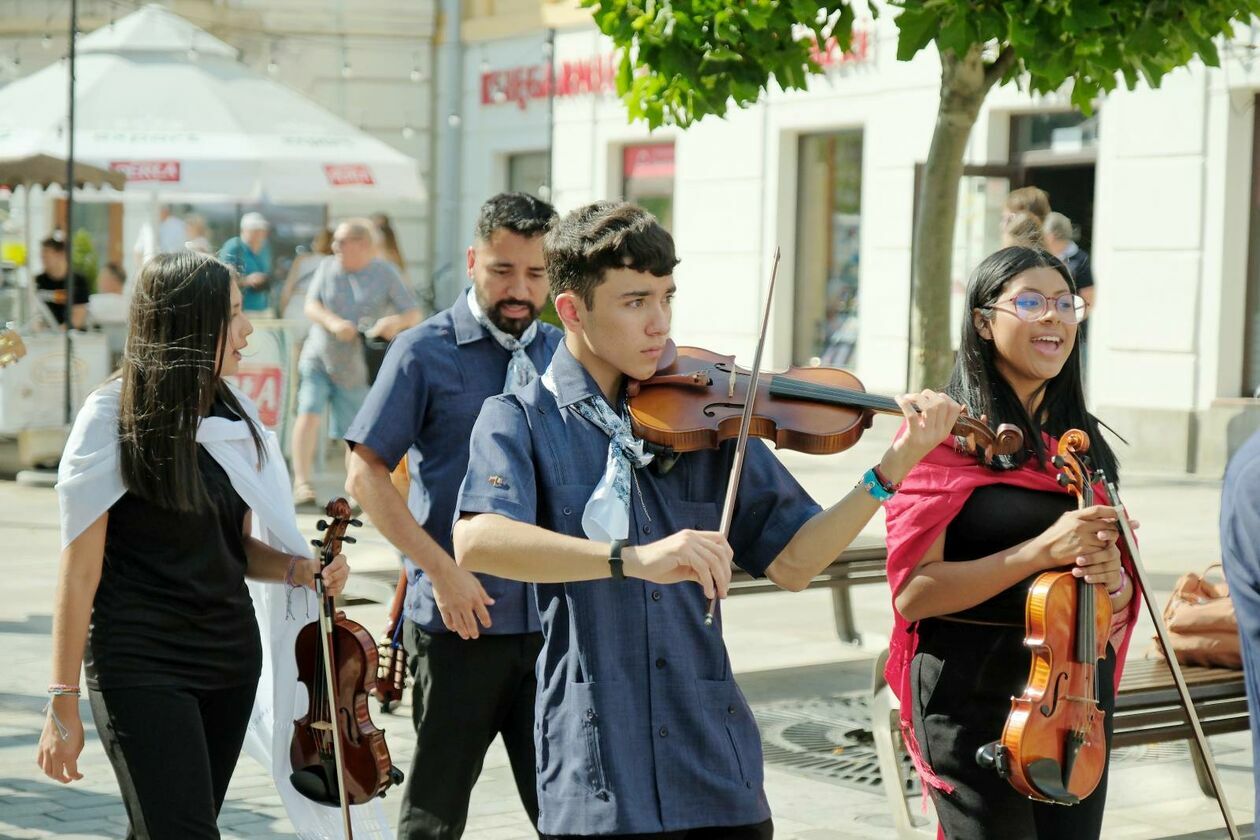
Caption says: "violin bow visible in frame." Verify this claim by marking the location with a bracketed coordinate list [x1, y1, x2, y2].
[1099, 473, 1240, 840]
[312, 506, 356, 839]
[705, 247, 781, 627]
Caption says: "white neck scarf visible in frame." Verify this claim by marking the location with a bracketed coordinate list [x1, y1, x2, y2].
[465, 287, 539, 394]
[56, 380, 394, 839]
[541, 368, 653, 542]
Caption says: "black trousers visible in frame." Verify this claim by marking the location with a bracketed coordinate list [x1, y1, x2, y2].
[911, 620, 1116, 840]
[88, 681, 258, 840]
[543, 819, 774, 839]
[399, 623, 543, 839]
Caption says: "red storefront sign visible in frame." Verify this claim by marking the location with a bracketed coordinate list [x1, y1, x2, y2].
[481, 54, 617, 110]
[809, 27, 872, 69]
[109, 160, 181, 182]
[228, 366, 283, 428]
[623, 144, 675, 180]
[323, 164, 376, 186]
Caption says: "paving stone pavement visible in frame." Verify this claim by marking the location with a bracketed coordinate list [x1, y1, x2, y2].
[0, 422, 1255, 838]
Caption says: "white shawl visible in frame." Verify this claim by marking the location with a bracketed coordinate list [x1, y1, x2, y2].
[57, 379, 393, 839]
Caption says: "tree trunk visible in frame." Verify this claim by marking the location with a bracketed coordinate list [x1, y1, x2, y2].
[911, 45, 1008, 389]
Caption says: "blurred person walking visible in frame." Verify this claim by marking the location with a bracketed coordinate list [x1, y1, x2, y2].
[35, 232, 89, 330]
[1043, 211, 1095, 311]
[290, 219, 420, 505]
[219, 212, 274, 313]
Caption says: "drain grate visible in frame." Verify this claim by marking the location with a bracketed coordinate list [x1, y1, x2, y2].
[753, 693, 920, 795]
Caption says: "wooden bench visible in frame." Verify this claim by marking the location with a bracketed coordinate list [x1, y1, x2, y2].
[725, 534, 888, 644]
[1114, 657, 1249, 796]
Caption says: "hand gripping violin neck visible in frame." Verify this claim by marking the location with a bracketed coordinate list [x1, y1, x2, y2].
[290, 499, 404, 838]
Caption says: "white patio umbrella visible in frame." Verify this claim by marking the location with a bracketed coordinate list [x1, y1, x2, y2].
[0, 3, 424, 203]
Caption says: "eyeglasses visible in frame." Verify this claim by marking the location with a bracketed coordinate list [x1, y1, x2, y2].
[984, 290, 1087, 325]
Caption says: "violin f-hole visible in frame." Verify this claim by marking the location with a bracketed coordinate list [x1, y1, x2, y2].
[1040, 670, 1069, 717]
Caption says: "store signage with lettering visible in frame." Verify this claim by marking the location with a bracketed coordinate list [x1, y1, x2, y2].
[109, 160, 181, 182]
[807, 25, 873, 69]
[481, 55, 617, 110]
[323, 164, 376, 186]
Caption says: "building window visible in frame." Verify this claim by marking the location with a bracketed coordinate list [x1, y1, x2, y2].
[1244, 96, 1260, 396]
[1009, 111, 1099, 158]
[793, 131, 863, 368]
[507, 151, 549, 198]
[622, 143, 674, 231]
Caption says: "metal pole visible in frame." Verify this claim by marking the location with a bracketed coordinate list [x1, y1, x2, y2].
[544, 28, 555, 199]
[63, 0, 78, 426]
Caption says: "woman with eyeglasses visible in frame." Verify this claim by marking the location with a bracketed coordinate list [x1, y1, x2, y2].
[880, 246, 1140, 839]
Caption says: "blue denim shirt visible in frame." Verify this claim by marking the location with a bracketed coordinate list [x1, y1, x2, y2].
[345, 293, 562, 634]
[456, 341, 821, 835]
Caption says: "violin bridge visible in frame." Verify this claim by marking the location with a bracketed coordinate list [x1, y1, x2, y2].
[727, 367, 737, 399]
[309, 721, 334, 732]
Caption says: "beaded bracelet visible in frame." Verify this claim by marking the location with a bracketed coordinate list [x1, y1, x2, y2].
[284, 555, 301, 588]
[47, 684, 80, 697]
[1107, 568, 1129, 598]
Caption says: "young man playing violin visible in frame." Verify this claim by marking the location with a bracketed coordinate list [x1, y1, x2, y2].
[452, 200, 965, 838]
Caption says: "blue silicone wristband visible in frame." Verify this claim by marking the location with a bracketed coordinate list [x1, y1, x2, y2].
[859, 467, 896, 502]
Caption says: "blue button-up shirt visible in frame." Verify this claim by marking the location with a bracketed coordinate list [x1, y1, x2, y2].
[456, 341, 821, 835]
[345, 292, 562, 634]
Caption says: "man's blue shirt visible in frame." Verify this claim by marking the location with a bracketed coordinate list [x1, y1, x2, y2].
[346, 294, 562, 634]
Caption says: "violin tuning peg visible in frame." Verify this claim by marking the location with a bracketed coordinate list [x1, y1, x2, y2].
[342, 536, 357, 544]
[1051, 455, 1066, 469]
[1056, 473, 1071, 488]
[316, 520, 328, 531]
[311, 539, 322, 548]
[350, 518, 363, 528]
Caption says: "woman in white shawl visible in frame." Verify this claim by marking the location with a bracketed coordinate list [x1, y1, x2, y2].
[36, 253, 350, 838]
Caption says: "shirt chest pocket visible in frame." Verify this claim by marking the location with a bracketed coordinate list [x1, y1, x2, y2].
[672, 499, 720, 533]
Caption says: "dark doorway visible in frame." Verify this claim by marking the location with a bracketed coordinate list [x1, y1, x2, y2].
[1022, 164, 1096, 252]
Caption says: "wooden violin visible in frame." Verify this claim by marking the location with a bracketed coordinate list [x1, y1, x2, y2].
[373, 455, 414, 714]
[290, 499, 404, 838]
[987, 430, 1111, 804]
[627, 341, 1024, 464]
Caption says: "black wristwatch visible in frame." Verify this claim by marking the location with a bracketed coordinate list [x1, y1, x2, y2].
[608, 539, 625, 582]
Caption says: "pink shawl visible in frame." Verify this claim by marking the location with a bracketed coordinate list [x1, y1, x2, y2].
[881, 435, 1142, 793]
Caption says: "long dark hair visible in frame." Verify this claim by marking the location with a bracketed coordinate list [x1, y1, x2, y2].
[118, 253, 266, 512]
[947, 246, 1119, 481]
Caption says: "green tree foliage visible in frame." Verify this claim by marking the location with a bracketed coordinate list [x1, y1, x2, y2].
[583, 0, 1260, 386]
[71, 228, 98, 294]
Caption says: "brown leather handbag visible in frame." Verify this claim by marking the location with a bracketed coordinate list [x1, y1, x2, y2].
[1150, 564, 1242, 669]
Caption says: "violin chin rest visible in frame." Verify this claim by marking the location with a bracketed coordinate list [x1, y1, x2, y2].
[1026, 758, 1080, 806]
[290, 768, 341, 806]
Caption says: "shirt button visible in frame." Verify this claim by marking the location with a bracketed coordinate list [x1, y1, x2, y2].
[562, 506, 573, 516]
[655, 657, 666, 669]
[658, 726, 668, 738]
[745, 781, 753, 789]
[585, 708, 596, 722]
[642, 524, 652, 535]
[651, 590, 662, 601]
[596, 790, 610, 801]
[728, 705, 737, 715]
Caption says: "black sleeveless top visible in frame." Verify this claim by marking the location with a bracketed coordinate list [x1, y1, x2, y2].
[940, 483, 1077, 624]
[86, 400, 262, 690]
